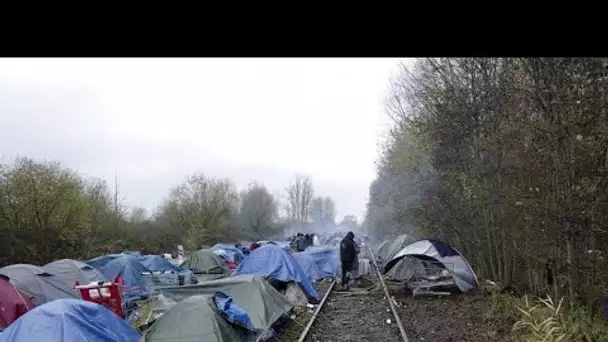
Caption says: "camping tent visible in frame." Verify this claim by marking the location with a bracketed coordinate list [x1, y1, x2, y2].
[137, 255, 184, 273]
[180, 249, 229, 275]
[157, 275, 293, 333]
[100, 255, 151, 302]
[86, 254, 123, 270]
[141, 294, 250, 342]
[383, 239, 479, 292]
[211, 244, 245, 264]
[378, 234, 418, 263]
[0, 264, 78, 306]
[0, 298, 140, 342]
[292, 252, 323, 281]
[0, 274, 34, 330]
[384, 256, 436, 281]
[43, 259, 107, 285]
[138, 255, 195, 287]
[234, 244, 319, 303]
[375, 240, 391, 261]
[298, 246, 340, 279]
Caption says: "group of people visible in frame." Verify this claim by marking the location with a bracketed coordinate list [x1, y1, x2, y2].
[289, 233, 320, 252]
[289, 230, 361, 290]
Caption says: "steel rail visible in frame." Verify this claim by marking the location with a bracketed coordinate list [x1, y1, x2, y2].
[296, 279, 336, 342]
[367, 245, 410, 342]
[297, 246, 409, 342]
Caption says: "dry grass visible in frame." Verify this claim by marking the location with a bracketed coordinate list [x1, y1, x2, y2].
[512, 296, 566, 341]
[489, 294, 608, 342]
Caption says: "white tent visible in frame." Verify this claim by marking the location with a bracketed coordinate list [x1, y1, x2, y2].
[384, 239, 478, 292]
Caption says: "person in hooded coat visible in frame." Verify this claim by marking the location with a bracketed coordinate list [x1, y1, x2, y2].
[305, 234, 313, 249]
[340, 231, 358, 290]
[296, 234, 308, 252]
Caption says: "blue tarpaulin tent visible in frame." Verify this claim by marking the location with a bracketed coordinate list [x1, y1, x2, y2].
[137, 255, 183, 273]
[0, 298, 140, 342]
[214, 292, 255, 331]
[100, 255, 151, 302]
[292, 252, 324, 281]
[301, 246, 341, 279]
[211, 244, 246, 263]
[86, 254, 123, 270]
[234, 244, 319, 303]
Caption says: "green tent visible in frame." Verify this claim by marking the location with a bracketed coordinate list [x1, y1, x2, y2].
[157, 275, 293, 332]
[141, 294, 248, 342]
[180, 249, 228, 275]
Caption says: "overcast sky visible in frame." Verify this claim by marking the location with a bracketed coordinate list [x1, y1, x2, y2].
[0, 58, 408, 221]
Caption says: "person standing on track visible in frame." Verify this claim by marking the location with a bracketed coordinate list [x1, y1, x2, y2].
[340, 231, 358, 290]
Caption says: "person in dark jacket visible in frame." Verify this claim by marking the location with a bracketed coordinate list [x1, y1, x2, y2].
[340, 231, 358, 289]
[304, 234, 313, 249]
[296, 234, 308, 252]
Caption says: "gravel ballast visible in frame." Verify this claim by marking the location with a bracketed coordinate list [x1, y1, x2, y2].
[304, 288, 402, 342]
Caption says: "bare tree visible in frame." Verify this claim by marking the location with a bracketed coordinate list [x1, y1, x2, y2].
[310, 196, 336, 228]
[286, 174, 314, 229]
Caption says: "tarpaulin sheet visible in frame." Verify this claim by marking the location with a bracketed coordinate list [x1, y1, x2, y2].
[181, 249, 229, 275]
[86, 254, 123, 270]
[292, 252, 323, 281]
[211, 244, 246, 263]
[100, 255, 151, 302]
[0, 298, 140, 342]
[137, 255, 184, 273]
[214, 292, 255, 331]
[300, 246, 341, 279]
[156, 275, 293, 332]
[234, 244, 319, 303]
[141, 294, 247, 342]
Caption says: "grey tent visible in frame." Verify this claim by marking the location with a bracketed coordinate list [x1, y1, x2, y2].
[379, 234, 418, 263]
[375, 240, 391, 260]
[384, 239, 479, 292]
[0, 264, 78, 306]
[141, 294, 248, 342]
[43, 259, 107, 285]
[157, 275, 293, 332]
[180, 249, 229, 275]
[385, 256, 440, 281]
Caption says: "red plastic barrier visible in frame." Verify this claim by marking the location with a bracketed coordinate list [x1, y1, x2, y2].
[74, 277, 125, 318]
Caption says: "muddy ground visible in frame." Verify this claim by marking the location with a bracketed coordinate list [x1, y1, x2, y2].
[394, 291, 507, 342]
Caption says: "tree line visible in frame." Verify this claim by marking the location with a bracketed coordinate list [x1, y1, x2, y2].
[365, 58, 608, 308]
[0, 157, 336, 266]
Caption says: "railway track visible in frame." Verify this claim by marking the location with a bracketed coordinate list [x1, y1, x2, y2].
[296, 247, 409, 342]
